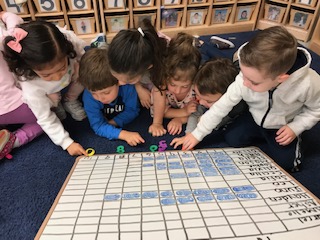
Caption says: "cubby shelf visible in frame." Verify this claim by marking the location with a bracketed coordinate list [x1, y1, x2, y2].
[309, 16, 320, 55]
[256, 0, 320, 42]
[1, 0, 318, 43]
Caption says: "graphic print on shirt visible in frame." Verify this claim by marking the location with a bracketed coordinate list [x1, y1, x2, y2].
[103, 96, 125, 120]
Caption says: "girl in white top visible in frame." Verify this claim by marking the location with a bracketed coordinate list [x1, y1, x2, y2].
[3, 21, 87, 156]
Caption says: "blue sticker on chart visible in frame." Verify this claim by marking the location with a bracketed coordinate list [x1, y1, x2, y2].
[161, 198, 176, 205]
[197, 195, 214, 202]
[176, 190, 192, 196]
[203, 171, 219, 176]
[181, 153, 193, 158]
[168, 154, 178, 159]
[168, 161, 181, 165]
[233, 185, 255, 192]
[236, 193, 258, 199]
[170, 173, 186, 178]
[177, 196, 194, 204]
[193, 189, 211, 195]
[199, 163, 214, 168]
[198, 159, 212, 164]
[184, 164, 197, 169]
[156, 163, 166, 167]
[156, 156, 165, 160]
[211, 188, 230, 194]
[216, 163, 233, 167]
[168, 165, 183, 169]
[143, 163, 154, 167]
[219, 167, 241, 175]
[143, 157, 154, 161]
[184, 160, 197, 164]
[216, 194, 236, 201]
[104, 194, 121, 201]
[160, 191, 173, 197]
[215, 159, 233, 163]
[187, 172, 201, 178]
[123, 192, 140, 199]
[142, 191, 158, 198]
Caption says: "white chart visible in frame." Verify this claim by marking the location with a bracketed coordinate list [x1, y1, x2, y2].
[36, 147, 320, 240]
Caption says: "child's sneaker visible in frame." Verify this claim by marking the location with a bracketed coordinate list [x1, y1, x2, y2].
[90, 33, 107, 49]
[210, 36, 235, 49]
[52, 102, 67, 120]
[0, 129, 16, 160]
[63, 100, 86, 121]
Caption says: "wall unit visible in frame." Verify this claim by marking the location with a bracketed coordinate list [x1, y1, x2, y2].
[0, 0, 101, 40]
[99, 0, 262, 42]
[1, 0, 261, 42]
[309, 16, 320, 55]
[256, 0, 320, 42]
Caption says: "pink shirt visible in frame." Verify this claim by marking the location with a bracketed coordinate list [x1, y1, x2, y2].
[0, 12, 24, 115]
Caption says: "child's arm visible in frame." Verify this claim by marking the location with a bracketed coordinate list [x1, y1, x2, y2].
[164, 100, 198, 118]
[67, 142, 88, 156]
[20, 83, 85, 155]
[135, 83, 151, 109]
[148, 88, 167, 137]
[185, 105, 206, 133]
[0, 11, 23, 39]
[276, 126, 296, 146]
[118, 130, 145, 146]
[167, 117, 188, 135]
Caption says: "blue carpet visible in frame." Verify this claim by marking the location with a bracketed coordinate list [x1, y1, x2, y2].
[0, 30, 319, 239]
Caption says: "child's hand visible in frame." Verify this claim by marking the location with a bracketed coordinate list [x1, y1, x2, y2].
[170, 136, 186, 149]
[149, 123, 167, 137]
[182, 133, 199, 150]
[167, 118, 184, 135]
[184, 100, 198, 115]
[276, 125, 296, 146]
[135, 84, 151, 109]
[67, 142, 88, 156]
[119, 130, 145, 146]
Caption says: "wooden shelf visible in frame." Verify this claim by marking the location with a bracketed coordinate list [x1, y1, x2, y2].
[1, 0, 263, 43]
[309, 16, 320, 55]
[256, 0, 320, 42]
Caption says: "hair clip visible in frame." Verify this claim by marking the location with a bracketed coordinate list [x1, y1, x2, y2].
[137, 27, 145, 37]
[7, 28, 28, 53]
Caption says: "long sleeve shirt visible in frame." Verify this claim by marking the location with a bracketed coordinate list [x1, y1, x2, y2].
[192, 47, 320, 141]
[0, 12, 24, 115]
[19, 27, 86, 150]
[83, 85, 139, 140]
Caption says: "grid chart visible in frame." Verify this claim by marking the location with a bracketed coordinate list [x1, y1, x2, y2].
[36, 147, 320, 240]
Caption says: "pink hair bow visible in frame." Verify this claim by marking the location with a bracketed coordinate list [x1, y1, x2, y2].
[7, 28, 28, 53]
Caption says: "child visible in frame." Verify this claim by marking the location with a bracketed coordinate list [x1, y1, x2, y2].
[107, 18, 169, 137]
[181, 26, 320, 171]
[78, 48, 144, 146]
[0, 11, 43, 160]
[3, 21, 87, 156]
[170, 58, 247, 148]
[159, 32, 201, 135]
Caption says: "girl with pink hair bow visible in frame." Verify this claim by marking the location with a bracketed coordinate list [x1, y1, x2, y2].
[3, 20, 88, 157]
[0, 11, 43, 161]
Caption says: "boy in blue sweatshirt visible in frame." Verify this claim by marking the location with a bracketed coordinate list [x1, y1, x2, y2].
[79, 48, 145, 146]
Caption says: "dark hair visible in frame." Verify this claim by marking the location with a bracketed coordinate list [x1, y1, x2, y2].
[195, 58, 238, 95]
[107, 18, 167, 90]
[2, 21, 76, 80]
[165, 32, 201, 84]
[79, 48, 118, 91]
[239, 26, 297, 79]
